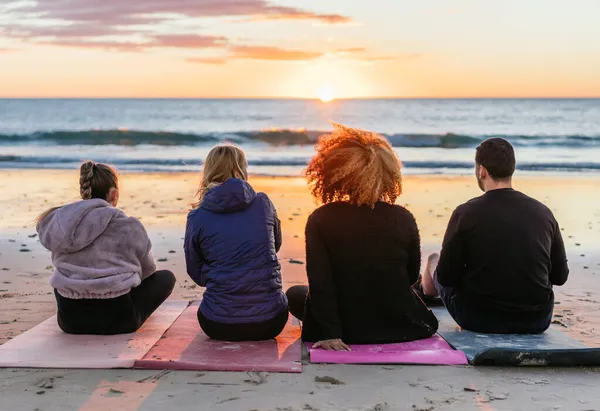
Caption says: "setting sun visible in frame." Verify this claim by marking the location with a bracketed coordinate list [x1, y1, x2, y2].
[317, 86, 335, 102]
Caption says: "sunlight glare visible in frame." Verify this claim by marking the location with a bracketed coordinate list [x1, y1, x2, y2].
[317, 85, 335, 102]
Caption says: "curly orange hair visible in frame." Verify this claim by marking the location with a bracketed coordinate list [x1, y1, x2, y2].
[305, 123, 402, 208]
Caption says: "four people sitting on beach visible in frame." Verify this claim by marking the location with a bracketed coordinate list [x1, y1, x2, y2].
[36, 125, 570, 342]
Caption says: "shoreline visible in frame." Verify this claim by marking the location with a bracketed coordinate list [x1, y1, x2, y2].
[2, 167, 600, 178]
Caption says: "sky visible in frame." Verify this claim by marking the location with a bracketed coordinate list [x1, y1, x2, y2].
[0, 0, 600, 98]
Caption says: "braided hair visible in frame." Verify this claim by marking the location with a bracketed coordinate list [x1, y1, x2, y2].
[36, 161, 118, 225]
[79, 161, 118, 200]
[79, 161, 95, 200]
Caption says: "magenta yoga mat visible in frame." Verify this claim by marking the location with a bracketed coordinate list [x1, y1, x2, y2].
[307, 335, 468, 365]
[135, 302, 303, 373]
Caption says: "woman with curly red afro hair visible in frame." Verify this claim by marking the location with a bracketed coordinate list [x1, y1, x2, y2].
[286, 123, 438, 350]
[305, 123, 403, 208]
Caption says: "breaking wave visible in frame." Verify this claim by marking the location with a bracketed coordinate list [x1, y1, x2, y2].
[2, 129, 600, 148]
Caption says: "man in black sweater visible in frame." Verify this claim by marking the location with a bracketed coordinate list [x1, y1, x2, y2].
[422, 138, 569, 333]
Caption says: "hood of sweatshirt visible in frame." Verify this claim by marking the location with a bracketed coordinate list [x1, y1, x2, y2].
[37, 199, 122, 254]
[201, 178, 257, 213]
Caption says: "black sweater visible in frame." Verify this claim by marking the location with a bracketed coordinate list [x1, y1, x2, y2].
[437, 188, 569, 320]
[301, 202, 438, 344]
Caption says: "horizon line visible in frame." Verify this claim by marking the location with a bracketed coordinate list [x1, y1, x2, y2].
[1, 96, 600, 100]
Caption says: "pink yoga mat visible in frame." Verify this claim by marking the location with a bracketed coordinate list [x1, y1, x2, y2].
[307, 335, 468, 365]
[135, 302, 302, 373]
[0, 301, 189, 369]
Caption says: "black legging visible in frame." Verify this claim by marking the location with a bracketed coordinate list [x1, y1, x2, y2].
[197, 308, 289, 342]
[286, 285, 309, 322]
[287, 283, 443, 322]
[54, 270, 176, 335]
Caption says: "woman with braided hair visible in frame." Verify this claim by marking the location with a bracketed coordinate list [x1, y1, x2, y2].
[36, 161, 176, 335]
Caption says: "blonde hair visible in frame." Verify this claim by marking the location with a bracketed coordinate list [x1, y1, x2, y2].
[192, 144, 249, 209]
[305, 123, 402, 208]
[36, 161, 119, 224]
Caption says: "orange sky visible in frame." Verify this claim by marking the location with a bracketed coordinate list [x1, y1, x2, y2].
[1, 0, 600, 98]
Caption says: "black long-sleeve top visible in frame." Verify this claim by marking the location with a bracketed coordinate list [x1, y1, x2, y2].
[301, 202, 438, 344]
[437, 188, 569, 320]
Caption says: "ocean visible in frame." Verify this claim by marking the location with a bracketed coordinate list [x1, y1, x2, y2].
[1, 98, 599, 176]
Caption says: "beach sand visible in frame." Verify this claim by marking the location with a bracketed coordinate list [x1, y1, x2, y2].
[1, 170, 599, 410]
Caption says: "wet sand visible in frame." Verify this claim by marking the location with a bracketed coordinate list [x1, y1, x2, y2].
[0, 170, 599, 410]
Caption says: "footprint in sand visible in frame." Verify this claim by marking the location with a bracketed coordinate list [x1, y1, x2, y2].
[314, 376, 345, 385]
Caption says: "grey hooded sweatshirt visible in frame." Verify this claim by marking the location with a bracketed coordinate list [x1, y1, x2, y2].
[37, 199, 157, 299]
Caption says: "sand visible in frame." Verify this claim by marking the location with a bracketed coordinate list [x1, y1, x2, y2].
[0, 169, 599, 410]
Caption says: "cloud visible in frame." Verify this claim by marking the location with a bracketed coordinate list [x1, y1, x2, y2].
[37, 39, 146, 52]
[0, 0, 351, 54]
[242, 10, 350, 24]
[4, 0, 351, 27]
[14, 32, 228, 52]
[1, 24, 119, 39]
[255, 6, 350, 23]
[29, 1, 352, 24]
[0, 48, 16, 53]
[186, 44, 325, 64]
[152, 34, 228, 48]
[186, 57, 227, 65]
[230, 45, 323, 61]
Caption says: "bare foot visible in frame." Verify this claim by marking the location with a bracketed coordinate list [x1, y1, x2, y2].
[422, 253, 440, 296]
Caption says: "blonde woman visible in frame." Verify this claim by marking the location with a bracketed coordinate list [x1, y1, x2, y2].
[286, 124, 438, 351]
[36, 161, 176, 335]
[184, 144, 288, 341]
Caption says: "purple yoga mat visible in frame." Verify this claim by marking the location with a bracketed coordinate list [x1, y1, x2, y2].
[307, 335, 468, 365]
[135, 301, 303, 373]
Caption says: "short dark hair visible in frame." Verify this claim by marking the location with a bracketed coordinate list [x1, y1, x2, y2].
[475, 138, 516, 179]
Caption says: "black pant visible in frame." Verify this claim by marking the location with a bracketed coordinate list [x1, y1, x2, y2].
[55, 270, 176, 335]
[433, 271, 552, 334]
[444, 294, 553, 334]
[197, 308, 289, 341]
[286, 285, 309, 322]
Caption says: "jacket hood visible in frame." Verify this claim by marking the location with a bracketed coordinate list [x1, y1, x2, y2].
[37, 199, 121, 254]
[201, 178, 257, 213]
